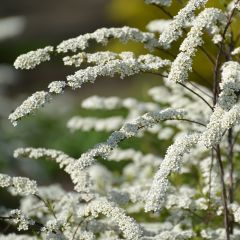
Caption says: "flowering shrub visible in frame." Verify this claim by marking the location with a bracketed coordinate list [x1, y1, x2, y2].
[1, 0, 240, 239]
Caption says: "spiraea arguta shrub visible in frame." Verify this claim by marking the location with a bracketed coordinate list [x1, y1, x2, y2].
[1, 0, 240, 239]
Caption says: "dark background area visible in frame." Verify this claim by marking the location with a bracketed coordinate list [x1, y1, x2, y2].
[0, 0, 114, 95]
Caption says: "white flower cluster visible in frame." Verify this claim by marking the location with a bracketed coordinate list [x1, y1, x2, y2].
[63, 51, 120, 67]
[142, 225, 195, 240]
[168, 8, 226, 83]
[62, 109, 185, 193]
[82, 95, 160, 112]
[148, 78, 212, 133]
[231, 47, 240, 56]
[48, 81, 66, 94]
[41, 219, 67, 240]
[14, 46, 53, 69]
[7, 0, 240, 238]
[13, 147, 92, 193]
[66, 109, 185, 177]
[145, 133, 199, 212]
[14, 147, 75, 168]
[66, 53, 171, 89]
[82, 197, 143, 240]
[10, 51, 169, 126]
[165, 186, 193, 209]
[201, 61, 240, 147]
[67, 116, 124, 132]
[144, 0, 172, 7]
[227, 0, 240, 12]
[146, 19, 172, 33]
[57, 27, 159, 53]
[218, 61, 240, 110]
[9, 91, 51, 126]
[230, 203, 240, 224]
[81, 94, 161, 123]
[9, 209, 35, 231]
[0, 173, 37, 196]
[108, 148, 162, 167]
[159, 0, 208, 49]
[107, 148, 162, 188]
[201, 228, 240, 239]
[202, 103, 240, 147]
[0, 234, 37, 240]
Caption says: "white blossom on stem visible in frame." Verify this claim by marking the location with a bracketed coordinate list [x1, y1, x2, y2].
[67, 116, 124, 132]
[14, 148, 92, 193]
[168, 8, 226, 83]
[14, 46, 53, 70]
[145, 133, 200, 212]
[144, 0, 172, 7]
[66, 54, 171, 89]
[57, 27, 159, 53]
[65, 109, 185, 191]
[0, 173, 37, 196]
[159, 0, 208, 49]
[9, 91, 51, 126]
[201, 61, 240, 147]
[81, 197, 143, 240]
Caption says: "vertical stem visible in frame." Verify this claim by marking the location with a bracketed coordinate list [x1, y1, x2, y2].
[208, 149, 214, 205]
[212, 2, 240, 237]
[228, 129, 234, 204]
[213, 0, 240, 105]
[227, 128, 234, 234]
[215, 145, 230, 240]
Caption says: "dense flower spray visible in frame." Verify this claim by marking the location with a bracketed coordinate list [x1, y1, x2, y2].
[2, 0, 240, 239]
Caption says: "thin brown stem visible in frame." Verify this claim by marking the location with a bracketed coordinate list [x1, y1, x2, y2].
[34, 194, 63, 233]
[185, 209, 204, 220]
[188, 81, 213, 99]
[207, 149, 214, 208]
[147, 71, 213, 110]
[167, 118, 206, 127]
[0, 215, 46, 233]
[72, 220, 83, 240]
[215, 145, 230, 240]
[178, 82, 213, 110]
[228, 129, 234, 204]
[198, 45, 215, 65]
[154, 4, 173, 18]
[34, 194, 57, 219]
[213, 0, 240, 105]
[212, 3, 240, 237]
[227, 128, 234, 234]
[207, 148, 214, 224]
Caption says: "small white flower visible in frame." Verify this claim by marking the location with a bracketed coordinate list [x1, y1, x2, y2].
[144, 0, 172, 7]
[9, 209, 35, 231]
[0, 173, 37, 196]
[14, 46, 53, 69]
[48, 81, 66, 94]
[9, 91, 51, 126]
[145, 133, 199, 212]
[57, 27, 159, 53]
[82, 197, 143, 240]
